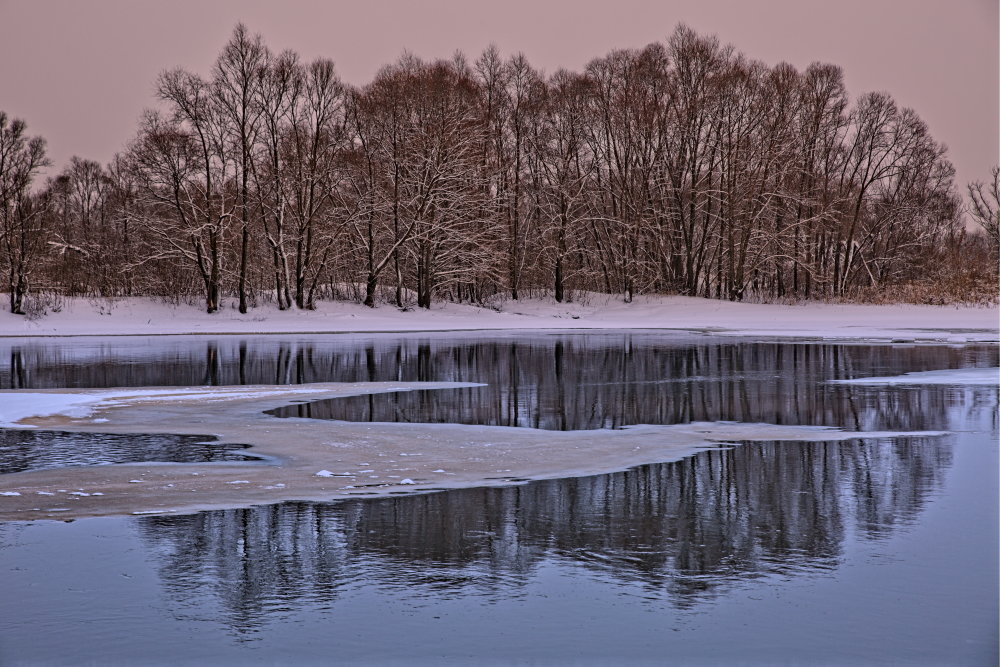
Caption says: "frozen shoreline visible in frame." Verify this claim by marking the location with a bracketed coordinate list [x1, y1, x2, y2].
[1, 294, 997, 342]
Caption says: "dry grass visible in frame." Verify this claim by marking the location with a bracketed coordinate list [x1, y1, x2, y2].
[846, 263, 999, 307]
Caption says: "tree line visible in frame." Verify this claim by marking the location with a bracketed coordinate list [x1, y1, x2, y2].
[1, 24, 996, 315]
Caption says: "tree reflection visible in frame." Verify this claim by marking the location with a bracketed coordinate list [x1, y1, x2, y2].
[2, 335, 995, 432]
[2, 335, 995, 389]
[267, 340, 997, 432]
[2, 335, 995, 635]
[137, 434, 953, 633]
[5, 336, 994, 437]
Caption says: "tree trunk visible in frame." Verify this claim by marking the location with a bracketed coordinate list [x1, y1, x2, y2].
[554, 256, 564, 303]
[364, 272, 378, 308]
[238, 224, 249, 313]
[8, 269, 27, 315]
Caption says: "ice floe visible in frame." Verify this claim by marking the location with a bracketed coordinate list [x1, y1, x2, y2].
[832, 367, 999, 385]
[0, 382, 484, 428]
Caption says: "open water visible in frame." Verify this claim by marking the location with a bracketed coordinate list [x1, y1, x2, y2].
[0, 333, 996, 664]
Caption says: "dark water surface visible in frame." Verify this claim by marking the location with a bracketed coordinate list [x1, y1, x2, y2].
[0, 333, 997, 664]
[0, 430, 254, 474]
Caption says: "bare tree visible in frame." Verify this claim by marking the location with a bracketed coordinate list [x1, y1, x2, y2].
[21, 24, 986, 309]
[487, 52, 541, 300]
[104, 153, 140, 295]
[284, 58, 351, 308]
[968, 167, 1000, 250]
[213, 23, 268, 313]
[132, 95, 231, 313]
[349, 59, 421, 308]
[254, 48, 300, 309]
[400, 57, 492, 308]
[0, 112, 50, 314]
[45, 157, 117, 295]
[534, 70, 595, 302]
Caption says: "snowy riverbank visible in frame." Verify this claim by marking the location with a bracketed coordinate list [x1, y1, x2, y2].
[0, 294, 997, 342]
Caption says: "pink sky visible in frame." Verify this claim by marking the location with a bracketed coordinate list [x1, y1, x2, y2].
[0, 0, 996, 193]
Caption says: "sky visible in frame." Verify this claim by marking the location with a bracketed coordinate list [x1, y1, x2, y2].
[0, 0, 996, 193]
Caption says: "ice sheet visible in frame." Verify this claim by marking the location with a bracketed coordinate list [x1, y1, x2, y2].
[832, 367, 1000, 385]
[0, 383, 485, 427]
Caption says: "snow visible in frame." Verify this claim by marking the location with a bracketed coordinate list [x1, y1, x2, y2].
[0, 294, 995, 342]
[832, 367, 1000, 385]
[0, 388, 251, 427]
[0, 383, 480, 427]
[0, 393, 115, 427]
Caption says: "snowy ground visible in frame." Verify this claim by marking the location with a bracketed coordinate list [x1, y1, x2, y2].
[1, 294, 997, 342]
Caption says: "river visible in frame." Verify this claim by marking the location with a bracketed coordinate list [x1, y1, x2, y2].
[0, 333, 996, 664]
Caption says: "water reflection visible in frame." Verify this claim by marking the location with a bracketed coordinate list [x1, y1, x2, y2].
[0, 337, 995, 661]
[3, 335, 995, 392]
[135, 434, 951, 633]
[268, 341, 996, 431]
[2, 335, 992, 433]
[0, 430, 253, 473]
